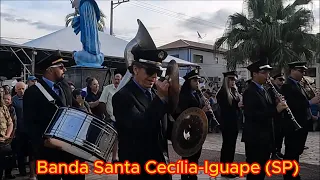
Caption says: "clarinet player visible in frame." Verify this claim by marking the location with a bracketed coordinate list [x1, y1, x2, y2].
[242, 60, 288, 180]
[281, 61, 320, 180]
[267, 73, 286, 159]
[216, 71, 241, 179]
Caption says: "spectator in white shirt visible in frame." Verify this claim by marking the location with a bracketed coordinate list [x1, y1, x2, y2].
[99, 73, 122, 162]
[99, 74, 122, 122]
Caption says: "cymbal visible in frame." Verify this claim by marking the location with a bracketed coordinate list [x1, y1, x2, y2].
[171, 107, 208, 157]
[166, 60, 180, 113]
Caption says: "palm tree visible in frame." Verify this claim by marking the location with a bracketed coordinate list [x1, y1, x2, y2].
[65, 9, 106, 32]
[214, 0, 319, 71]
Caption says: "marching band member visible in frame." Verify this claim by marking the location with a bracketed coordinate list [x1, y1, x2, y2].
[216, 71, 241, 179]
[112, 20, 172, 180]
[173, 69, 206, 180]
[242, 60, 288, 180]
[281, 61, 320, 180]
[268, 73, 285, 159]
[23, 51, 85, 180]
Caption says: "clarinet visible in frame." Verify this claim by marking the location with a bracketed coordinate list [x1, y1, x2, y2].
[266, 80, 302, 131]
[196, 88, 220, 129]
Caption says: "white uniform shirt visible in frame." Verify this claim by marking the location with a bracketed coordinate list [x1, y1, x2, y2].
[99, 84, 117, 121]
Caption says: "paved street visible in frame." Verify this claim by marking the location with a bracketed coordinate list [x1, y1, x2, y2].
[7, 131, 320, 180]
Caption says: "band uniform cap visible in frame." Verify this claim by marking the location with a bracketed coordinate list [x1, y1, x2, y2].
[183, 69, 201, 80]
[223, 71, 238, 78]
[131, 49, 168, 69]
[288, 61, 308, 70]
[272, 73, 284, 79]
[27, 76, 37, 81]
[37, 51, 68, 72]
[246, 60, 273, 72]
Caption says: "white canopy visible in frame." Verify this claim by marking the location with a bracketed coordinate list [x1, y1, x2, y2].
[162, 55, 199, 67]
[23, 27, 199, 67]
[1, 38, 18, 45]
[23, 27, 126, 59]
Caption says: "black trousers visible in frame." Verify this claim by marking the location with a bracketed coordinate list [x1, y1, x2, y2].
[35, 146, 85, 180]
[220, 128, 238, 163]
[274, 121, 284, 152]
[15, 132, 33, 175]
[181, 148, 202, 180]
[0, 143, 15, 177]
[245, 142, 271, 180]
[283, 128, 308, 180]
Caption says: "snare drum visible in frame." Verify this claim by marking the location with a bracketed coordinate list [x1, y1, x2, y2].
[44, 107, 117, 162]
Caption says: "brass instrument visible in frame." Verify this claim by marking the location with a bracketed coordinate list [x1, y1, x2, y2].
[266, 80, 302, 131]
[196, 87, 220, 129]
[301, 76, 317, 98]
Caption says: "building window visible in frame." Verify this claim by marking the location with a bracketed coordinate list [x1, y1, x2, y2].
[193, 54, 203, 63]
[171, 54, 179, 58]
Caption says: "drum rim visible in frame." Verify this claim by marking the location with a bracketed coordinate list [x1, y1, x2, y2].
[44, 107, 118, 161]
[43, 134, 116, 161]
[59, 107, 118, 132]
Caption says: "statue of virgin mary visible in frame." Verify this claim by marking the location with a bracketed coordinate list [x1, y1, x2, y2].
[71, 0, 104, 67]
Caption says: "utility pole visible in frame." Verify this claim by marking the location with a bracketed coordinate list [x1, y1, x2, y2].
[110, 0, 130, 35]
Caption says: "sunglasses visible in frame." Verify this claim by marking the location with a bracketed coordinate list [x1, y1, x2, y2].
[296, 69, 306, 74]
[277, 78, 285, 81]
[145, 68, 162, 76]
[50, 64, 65, 69]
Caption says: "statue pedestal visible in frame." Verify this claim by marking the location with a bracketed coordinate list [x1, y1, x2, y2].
[64, 66, 114, 90]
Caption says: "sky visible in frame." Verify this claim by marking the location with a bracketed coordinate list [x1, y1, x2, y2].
[0, 0, 319, 47]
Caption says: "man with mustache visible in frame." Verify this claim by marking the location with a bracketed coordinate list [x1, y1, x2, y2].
[23, 51, 85, 180]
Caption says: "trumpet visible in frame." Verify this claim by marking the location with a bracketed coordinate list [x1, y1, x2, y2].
[196, 87, 220, 129]
[266, 80, 302, 131]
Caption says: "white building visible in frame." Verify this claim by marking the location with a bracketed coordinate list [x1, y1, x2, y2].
[158, 39, 248, 89]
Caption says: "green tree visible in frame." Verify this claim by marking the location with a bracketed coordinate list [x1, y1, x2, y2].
[214, 0, 319, 70]
[65, 9, 106, 32]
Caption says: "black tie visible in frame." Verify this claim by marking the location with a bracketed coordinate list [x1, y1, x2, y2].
[53, 83, 60, 96]
[54, 83, 64, 100]
[262, 88, 271, 103]
[193, 92, 200, 103]
[145, 90, 153, 102]
[298, 83, 308, 99]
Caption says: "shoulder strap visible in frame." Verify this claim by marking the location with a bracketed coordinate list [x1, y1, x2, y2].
[84, 101, 90, 109]
[35, 82, 55, 102]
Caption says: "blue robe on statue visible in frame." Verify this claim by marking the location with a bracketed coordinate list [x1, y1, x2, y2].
[72, 0, 104, 67]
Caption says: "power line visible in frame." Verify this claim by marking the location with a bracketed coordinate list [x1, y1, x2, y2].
[128, 2, 221, 29]
[116, 33, 171, 44]
[136, 1, 221, 28]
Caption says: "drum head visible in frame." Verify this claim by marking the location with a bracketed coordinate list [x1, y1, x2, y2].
[44, 107, 117, 162]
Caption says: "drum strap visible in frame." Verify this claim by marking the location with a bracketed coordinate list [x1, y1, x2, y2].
[35, 83, 55, 102]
